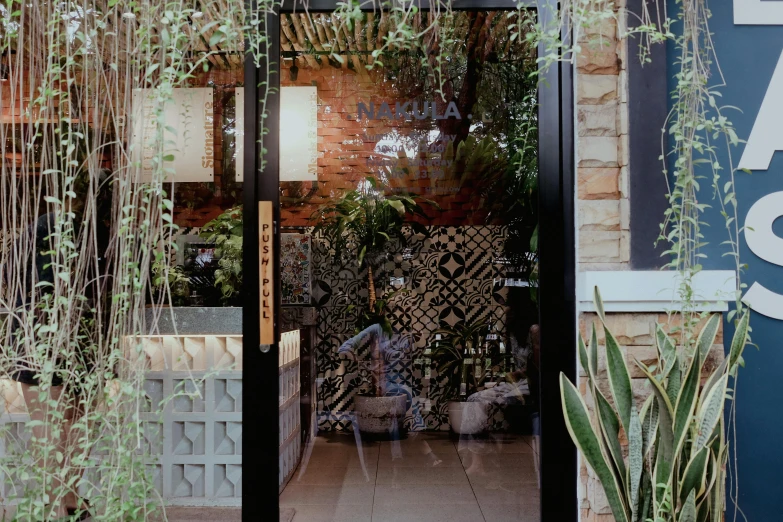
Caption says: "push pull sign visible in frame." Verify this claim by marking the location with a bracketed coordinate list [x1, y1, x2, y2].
[259, 201, 274, 346]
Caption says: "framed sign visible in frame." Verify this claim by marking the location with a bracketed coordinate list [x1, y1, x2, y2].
[131, 88, 215, 182]
[279, 86, 318, 181]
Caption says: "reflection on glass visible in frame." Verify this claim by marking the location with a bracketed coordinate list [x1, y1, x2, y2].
[279, 9, 540, 522]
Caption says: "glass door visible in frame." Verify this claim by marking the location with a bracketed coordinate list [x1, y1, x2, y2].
[242, 2, 576, 521]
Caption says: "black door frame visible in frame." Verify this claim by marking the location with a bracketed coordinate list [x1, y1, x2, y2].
[242, 1, 576, 519]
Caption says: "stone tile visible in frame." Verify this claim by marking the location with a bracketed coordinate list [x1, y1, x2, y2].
[579, 231, 621, 261]
[578, 102, 618, 137]
[618, 133, 630, 167]
[377, 447, 463, 468]
[577, 40, 619, 75]
[375, 466, 469, 485]
[580, 313, 656, 346]
[373, 484, 477, 506]
[579, 137, 619, 168]
[464, 461, 539, 486]
[470, 480, 541, 506]
[371, 502, 485, 522]
[290, 504, 373, 522]
[279, 484, 376, 506]
[578, 168, 620, 200]
[295, 463, 376, 485]
[626, 344, 659, 378]
[458, 452, 537, 470]
[478, 502, 540, 522]
[579, 200, 621, 231]
[577, 75, 617, 105]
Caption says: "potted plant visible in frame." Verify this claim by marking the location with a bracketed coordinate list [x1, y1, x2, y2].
[432, 319, 497, 435]
[199, 206, 243, 305]
[313, 176, 434, 436]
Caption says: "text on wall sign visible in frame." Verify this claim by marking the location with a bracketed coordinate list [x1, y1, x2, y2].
[259, 201, 274, 344]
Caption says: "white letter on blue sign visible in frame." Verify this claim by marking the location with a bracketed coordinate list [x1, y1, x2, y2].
[739, 50, 783, 170]
[743, 191, 783, 320]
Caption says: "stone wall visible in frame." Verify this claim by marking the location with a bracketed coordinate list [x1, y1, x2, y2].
[576, 2, 629, 520]
[576, 8, 630, 272]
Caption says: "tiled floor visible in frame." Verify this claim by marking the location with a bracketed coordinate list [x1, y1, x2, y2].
[280, 432, 541, 522]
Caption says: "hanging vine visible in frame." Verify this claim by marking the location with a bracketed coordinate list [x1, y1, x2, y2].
[0, 0, 750, 519]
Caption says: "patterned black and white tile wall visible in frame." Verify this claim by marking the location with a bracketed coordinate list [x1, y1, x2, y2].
[310, 225, 514, 432]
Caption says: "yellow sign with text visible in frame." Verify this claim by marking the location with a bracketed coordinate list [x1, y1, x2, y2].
[259, 201, 274, 344]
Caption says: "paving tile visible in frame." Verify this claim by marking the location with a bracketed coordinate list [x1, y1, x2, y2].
[294, 464, 376, 485]
[374, 466, 469, 485]
[377, 452, 464, 468]
[479, 502, 540, 522]
[372, 484, 477, 506]
[279, 484, 376, 506]
[371, 502, 485, 522]
[459, 452, 537, 469]
[470, 481, 541, 507]
[465, 461, 539, 485]
[290, 504, 373, 522]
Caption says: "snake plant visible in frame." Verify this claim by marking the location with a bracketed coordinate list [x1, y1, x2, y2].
[560, 287, 749, 522]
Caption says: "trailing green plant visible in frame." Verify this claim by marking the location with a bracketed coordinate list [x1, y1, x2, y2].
[311, 176, 435, 313]
[560, 287, 750, 522]
[199, 206, 244, 302]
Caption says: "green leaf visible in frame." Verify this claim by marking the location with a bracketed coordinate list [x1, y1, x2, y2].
[596, 388, 627, 491]
[388, 199, 406, 216]
[656, 325, 677, 378]
[590, 323, 599, 378]
[673, 350, 701, 456]
[667, 357, 682, 407]
[209, 31, 225, 47]
[636, 361, 674, 496]
[680, 447, 709, 505]
[578, 334, 590, 383]
[605, 323, 633, 434]
[728, 311, 750, 369]
[628, 408, 643, 520]
[695, 315, 721, 365]
[358, 245, 366, 266]
[694, 373, 728, 452]
[679, 489, 697, 522]
[560, 374, 630, 522]
[640, 394, 659, 458]
[594, 286, 606, 321]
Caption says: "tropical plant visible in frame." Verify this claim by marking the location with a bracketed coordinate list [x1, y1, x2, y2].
[199, 206, 244, 302]
[311, 176, 434, 313]
[560, 288, 750, 522]
[431, 319, 492, 400]
[150, 258, 191, 306]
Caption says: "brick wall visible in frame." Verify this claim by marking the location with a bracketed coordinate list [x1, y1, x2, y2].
[279, 64, 499, 228]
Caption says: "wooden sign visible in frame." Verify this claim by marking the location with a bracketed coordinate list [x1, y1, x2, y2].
[259, 201, 274, 345]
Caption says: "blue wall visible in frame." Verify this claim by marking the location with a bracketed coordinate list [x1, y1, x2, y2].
[667, 3, 783, 519]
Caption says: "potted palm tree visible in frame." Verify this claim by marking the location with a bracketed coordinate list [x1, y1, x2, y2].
[312, 176, 434, 436]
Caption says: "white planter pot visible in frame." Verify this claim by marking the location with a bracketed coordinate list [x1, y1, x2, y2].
[448, 401, 490, 435]
[354, 394, 407, 434]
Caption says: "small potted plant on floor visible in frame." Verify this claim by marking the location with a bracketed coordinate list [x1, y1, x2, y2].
[432, 319, 496, 435]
